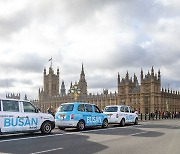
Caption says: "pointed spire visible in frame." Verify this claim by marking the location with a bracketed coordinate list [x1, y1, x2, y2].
[70, 81, 72, 88]
[44, 68, 46, 75]
[158, 69, 161, 80]
[82, 63, 84, 71]
[134, 73, 137, 81]
[141, 68, 143, 80]
[81, 63, 85, 75]
[118, 72, 120, 84]
[24, 94, 27, 100]
[151, 66, 154, 76]
[126, 71, 129, 80]
[57, 67, 59, 75]
[79, 63, 86, 83]
[61, 80, 66, 96]
[61, 80, 65, 89]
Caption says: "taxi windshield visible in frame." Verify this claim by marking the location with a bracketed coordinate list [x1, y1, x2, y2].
[58, 104, 74, 112]
[104, 107, 118, 112]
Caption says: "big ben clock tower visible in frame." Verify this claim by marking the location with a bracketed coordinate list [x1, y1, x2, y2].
[78, 63, 87, 95]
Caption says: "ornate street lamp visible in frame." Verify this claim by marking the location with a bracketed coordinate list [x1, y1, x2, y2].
[70, 82, 81, 101]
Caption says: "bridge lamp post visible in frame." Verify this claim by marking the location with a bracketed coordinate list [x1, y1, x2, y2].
[70, 83, 81, 101]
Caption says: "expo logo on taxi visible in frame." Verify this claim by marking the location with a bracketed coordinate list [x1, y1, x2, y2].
[4, 118, 38, 127]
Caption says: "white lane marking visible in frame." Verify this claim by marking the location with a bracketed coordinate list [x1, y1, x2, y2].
[130, 131, 147, 136]
[79, 127, 148, 137]
[171, 125, 179, 128]
[0, 134, 64, 143]
[30, 147, 63, 154]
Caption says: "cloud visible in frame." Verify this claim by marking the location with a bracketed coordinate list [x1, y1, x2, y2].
[0, 52, 46, 73]
[0, 0, 180, 100]
[0, 78, 33, 88]
[0, 11, 32, 39]
[0, 79, 15, 88]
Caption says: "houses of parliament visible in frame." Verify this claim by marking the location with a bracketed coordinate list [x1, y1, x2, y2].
[34, 64, 180, 114]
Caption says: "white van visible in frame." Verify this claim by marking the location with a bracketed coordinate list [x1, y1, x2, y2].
[0, 99, 55, 134]
[103, 105, 138, 126]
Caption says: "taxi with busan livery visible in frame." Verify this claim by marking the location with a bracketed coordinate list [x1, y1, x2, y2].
[0, 99, 55, 134]
[55, 102, 108, 131]
[103, 105, 138, 126]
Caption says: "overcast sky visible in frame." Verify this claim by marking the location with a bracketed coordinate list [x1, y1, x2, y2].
[0, 0, 180, 100]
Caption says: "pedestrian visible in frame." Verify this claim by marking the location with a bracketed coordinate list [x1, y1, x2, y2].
[47, 106, 55, 117]
[134, 109, 138, 115]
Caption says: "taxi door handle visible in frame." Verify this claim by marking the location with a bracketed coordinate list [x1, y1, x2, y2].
[18, 116, 29, 118]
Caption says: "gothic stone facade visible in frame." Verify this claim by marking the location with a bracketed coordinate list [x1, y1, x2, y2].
[34, 65, 180, 114]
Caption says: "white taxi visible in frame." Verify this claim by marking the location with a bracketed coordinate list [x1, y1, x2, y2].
[0, 99, 55, 134]
[103, 105, 138, 126]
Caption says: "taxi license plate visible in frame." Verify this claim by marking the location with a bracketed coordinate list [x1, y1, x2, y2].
[107, 114, 113, 119]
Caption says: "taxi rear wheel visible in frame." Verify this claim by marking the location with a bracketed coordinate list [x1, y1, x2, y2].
[120, 118, 125, 127]
[41, 121, 52, 134]
[77, 120, 85, 131]
[102, 119, 108, 128]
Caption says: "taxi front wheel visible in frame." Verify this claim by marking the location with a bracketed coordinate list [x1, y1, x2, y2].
[41, 121, 52, 134]
[102, 119, 108, 128]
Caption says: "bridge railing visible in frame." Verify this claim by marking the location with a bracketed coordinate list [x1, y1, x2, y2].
[138, 112, 180, 121]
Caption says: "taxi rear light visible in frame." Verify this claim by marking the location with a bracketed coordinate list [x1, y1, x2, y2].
[116, 114, 119, 118]
[71, 114, 74, 120]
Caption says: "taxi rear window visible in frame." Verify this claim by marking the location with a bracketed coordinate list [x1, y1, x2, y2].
[104, 107, 118, 112]
[58, 104, 74, 112]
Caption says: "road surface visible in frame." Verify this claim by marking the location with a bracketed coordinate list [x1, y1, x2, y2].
[0, 119, 180, 154]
